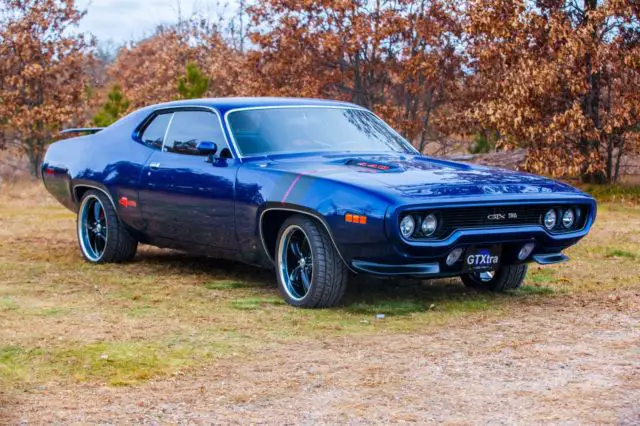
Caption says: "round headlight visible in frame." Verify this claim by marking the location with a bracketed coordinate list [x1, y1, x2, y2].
[421, 213, 437, 236]
[562, 208, 575, 228]
[543, 209, 557, 230]
[400, 215, 415, 238]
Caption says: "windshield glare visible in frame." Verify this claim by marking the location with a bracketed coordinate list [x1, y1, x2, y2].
[226, 107, 414, 157]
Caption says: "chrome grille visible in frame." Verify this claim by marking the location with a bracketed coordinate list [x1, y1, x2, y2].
[404, 204, 588, 240]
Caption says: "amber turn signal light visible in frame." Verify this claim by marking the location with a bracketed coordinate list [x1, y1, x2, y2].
[345, 213, 367, 224]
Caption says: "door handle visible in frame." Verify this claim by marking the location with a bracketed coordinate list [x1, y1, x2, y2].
[149, 162, 161, 170]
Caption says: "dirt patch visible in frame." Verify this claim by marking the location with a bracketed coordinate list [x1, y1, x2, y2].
[2, 293, 638, 424]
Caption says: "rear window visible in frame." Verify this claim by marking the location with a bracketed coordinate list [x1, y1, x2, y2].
[140, 113, 172, 149]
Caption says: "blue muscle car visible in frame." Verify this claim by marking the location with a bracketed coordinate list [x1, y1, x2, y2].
[42, 98, 597, 308]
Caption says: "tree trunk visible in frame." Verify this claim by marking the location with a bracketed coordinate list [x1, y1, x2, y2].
[580, 162, 606, 184]
[614, 136, 625, 184]
[417, 88, 434, 153]
[25, 139, 44, 178]
[605, 134, 613, 183]
[579, 0, 603, 183]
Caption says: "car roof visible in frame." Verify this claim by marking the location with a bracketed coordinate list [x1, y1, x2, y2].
[146, 97, 363, 115]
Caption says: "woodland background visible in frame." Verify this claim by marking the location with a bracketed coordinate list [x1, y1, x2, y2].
[1, 0, 639, 183]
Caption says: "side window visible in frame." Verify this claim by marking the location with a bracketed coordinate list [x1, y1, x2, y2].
[140, 113, 172, 149]
[163, 111, 228, 156]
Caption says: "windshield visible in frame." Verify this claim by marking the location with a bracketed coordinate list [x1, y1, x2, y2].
[226, 107, 416, 157]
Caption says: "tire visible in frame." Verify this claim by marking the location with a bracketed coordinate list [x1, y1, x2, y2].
[275, 215, 348, 308]
[77, 190, 138, 263]
[460, 264, 528, 292]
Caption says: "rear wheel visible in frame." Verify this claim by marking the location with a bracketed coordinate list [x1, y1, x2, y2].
[77, 190, 138, 263]
[275, 215, 348, 308]
[461, 264, 528, 292]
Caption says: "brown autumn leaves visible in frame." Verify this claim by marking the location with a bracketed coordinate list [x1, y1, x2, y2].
[1, 0, 639, 182]
[0, 0, 91, 175]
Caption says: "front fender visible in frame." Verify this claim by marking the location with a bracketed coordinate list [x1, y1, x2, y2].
[269, 176, 391, 246]
[235, 165, 391, 268]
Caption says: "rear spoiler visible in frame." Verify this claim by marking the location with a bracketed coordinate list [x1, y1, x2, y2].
[59, 127, 104, 135]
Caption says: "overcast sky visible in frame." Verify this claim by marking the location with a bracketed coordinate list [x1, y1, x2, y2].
[76, 0, 237, 45]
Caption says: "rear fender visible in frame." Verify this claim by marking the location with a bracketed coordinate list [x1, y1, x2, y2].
[41, 162, 74, 211]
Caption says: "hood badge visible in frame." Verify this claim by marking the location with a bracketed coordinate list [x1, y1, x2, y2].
[487, 212, 518, 220]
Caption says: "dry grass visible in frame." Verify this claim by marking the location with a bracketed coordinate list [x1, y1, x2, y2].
[0, 182, 639, 392]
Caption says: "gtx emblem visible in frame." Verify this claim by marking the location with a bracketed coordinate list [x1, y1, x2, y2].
[487, 212, 518, 220]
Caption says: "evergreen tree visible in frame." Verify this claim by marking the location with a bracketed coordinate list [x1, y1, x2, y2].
[93, 85, 130, 127]
[177, 63, 209, 99]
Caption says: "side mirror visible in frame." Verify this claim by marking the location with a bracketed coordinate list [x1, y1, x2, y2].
[196, 141, 217, 162]
[196, 141, 218, 156]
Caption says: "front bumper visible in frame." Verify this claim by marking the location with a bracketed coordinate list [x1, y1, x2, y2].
[345, 225, 586, 277]
[351, 250, 569, 277]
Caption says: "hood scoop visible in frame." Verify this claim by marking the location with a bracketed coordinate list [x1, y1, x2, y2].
[345, 159, 402, 172]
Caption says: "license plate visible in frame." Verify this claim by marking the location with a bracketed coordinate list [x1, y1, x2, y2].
[463, 246, 502, 272]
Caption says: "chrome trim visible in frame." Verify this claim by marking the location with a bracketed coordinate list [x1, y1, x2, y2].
[399, 224, 590, 248]
[258, 207, 356, 273]
[351, 260, 440, 276]
[160, 112, 175, 151]
[143, 105, 239, 160]
[72, 184, 117, 212]
[60, 127, 104, 135]
[368, 110, 420, 155]
[223, 105, 418, 159]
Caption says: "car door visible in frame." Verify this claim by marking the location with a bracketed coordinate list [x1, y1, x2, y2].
[138, 108, 239, 252]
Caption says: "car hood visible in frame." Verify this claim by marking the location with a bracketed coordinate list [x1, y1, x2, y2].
[254, 152, 584, 203]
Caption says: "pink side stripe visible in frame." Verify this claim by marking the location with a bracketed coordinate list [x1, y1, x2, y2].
[281, 174, 302, 204]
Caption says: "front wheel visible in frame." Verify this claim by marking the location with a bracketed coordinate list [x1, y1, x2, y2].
[460, 264, 528, 292]
[275, 215, 348, 308]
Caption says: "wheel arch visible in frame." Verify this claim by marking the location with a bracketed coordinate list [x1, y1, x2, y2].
[259, 206, 355, 273]
[72, 183, 118, 213]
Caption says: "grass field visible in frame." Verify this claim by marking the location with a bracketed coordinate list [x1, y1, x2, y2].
[1, 182, 639, 423]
